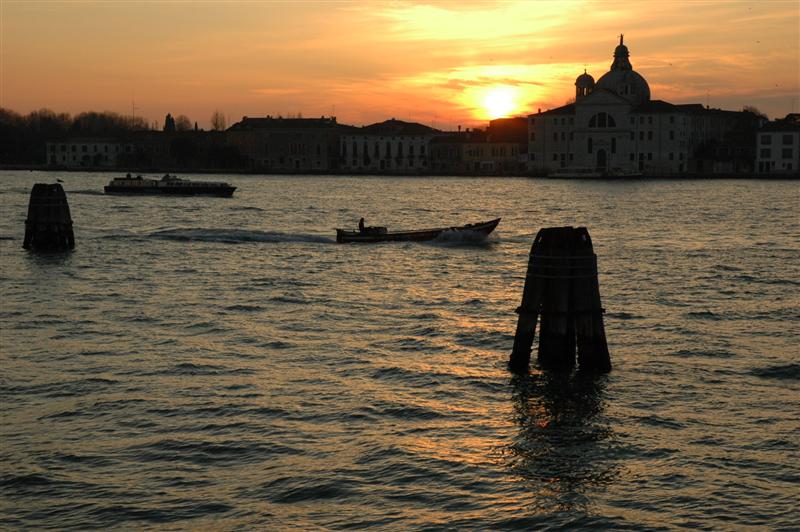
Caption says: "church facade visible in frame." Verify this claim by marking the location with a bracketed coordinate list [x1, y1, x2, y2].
[528, 36, 758, 176]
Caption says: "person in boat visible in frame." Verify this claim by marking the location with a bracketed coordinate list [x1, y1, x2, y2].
[358, 217, 365, 232]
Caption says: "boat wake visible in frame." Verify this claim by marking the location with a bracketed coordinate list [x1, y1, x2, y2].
[430, 230, 497, 247]
[148, 228, 335, 244]
[68, 189, 107, 196]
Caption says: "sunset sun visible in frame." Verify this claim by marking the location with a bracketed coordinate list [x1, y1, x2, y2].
[482, 86, 517, 119]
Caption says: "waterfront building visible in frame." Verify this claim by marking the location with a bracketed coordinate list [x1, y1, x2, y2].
[339, 119, 439, 174]
[226, 116, 342, 172]
[47, 138, 132, 167]
[429, 119, 527, 175]
[528, 36, 761, 176]
[756, 114, 800, 176]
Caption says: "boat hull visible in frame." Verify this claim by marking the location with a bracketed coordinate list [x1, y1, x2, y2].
[104, 185, 236, 197]
[336, 218, 500, 243]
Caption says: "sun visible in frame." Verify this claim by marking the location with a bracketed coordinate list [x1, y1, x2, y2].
[482, 86, 517, 119]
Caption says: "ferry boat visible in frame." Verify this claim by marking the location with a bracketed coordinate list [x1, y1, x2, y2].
[336, 217, 500, 243]
[104, 174, 236, 197]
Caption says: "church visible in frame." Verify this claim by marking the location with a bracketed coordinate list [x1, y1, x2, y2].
[527, 36, 758, 176]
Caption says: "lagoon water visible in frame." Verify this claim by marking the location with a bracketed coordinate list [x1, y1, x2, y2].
[1, 171, 798, 529]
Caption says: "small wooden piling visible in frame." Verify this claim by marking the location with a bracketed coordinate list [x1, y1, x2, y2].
[22, 183, 75, 251]
[510, 227, 610, 373]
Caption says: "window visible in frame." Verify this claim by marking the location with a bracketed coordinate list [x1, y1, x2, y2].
[530, 118, 536, 125]
[553, 153, 558, 161]
[561, 132, 566, 141]
[569, 118, 574, 125]
[611, 138, 616, 154]
[760, 148, 771, 158]
[669, 152, 674, 160]
[669, 116, 675, 124]
[569, 132, 574, 141]
[760, 135, 771, 145]
[530, 132, 535, 141]
[782, 148, 792, 159]
[530, 153, 535, 161]
[553, 132, 558, 141]
[589, 112, 616, 128]
[669, 131, 675, 140]
[783, 134, 793, 145]
[639, 116, 644, 124]
[639, 131, 644, 140]
[588, 138, 593, 153]
[630, 117, 635, 125]
[629, 153, 634, 161]
[630, 131, 634, 140]
[648, 131, 653, 141]
[648, 153, 653, 161]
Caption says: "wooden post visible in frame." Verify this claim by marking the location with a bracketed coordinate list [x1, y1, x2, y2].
[22, 183, 75, 251]
[510, 229, 545, 372]
[510, 227, 610, 373]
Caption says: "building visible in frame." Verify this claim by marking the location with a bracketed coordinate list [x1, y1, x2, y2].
[226, 116, 342, 172]
[339, 119, 439, 174]
[756, 114, 800, 176]
[428, 119, 527, 175]
[528, 36, 761, 176]
[47, 138, 132, 167]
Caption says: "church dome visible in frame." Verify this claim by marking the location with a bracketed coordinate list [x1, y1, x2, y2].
[575, 70, 595, 88]
[595, 35, 650, 106]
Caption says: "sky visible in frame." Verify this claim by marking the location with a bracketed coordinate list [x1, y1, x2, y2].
[1, 1, 798, 129]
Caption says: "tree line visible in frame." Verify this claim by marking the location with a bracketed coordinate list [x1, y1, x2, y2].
[0, 108, 227, 165]
[0, 108, 153, 164]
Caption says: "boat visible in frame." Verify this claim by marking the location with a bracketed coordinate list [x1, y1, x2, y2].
[336, 217, 501, 243]
[104, 174, 236, 197]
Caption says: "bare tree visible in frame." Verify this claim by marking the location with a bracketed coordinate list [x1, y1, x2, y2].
[743, 105, 767, 120]
[210, 110, 227, 131]
[175, 114, 192, 131]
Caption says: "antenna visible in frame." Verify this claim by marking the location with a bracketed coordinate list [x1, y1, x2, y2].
[131, 100, 140, 128]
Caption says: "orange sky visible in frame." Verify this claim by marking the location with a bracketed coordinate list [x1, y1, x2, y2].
[1, 1, 798, 129]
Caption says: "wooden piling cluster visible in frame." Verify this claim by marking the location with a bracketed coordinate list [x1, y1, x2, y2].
[510, 227, 610, 373]
[23, 183, 75, 251]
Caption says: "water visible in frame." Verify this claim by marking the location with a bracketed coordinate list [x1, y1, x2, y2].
[1, 171, 798, 529]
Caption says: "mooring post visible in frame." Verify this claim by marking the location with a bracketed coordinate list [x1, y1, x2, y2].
[22, 183, 75, 251]
[510, 229, 546, 372]
[509, 226, 610, 373]
[573, 228, 611, 373]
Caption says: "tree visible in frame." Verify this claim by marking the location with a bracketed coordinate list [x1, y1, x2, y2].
[163, 113, 176, 132]
[743, 105, 767, 120]
[210, 110, 227, 131]
[175, 114, 192, 131]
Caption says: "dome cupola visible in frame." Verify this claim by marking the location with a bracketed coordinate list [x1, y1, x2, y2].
[595, 35, 650, 106]
[575, 70, 595, 100]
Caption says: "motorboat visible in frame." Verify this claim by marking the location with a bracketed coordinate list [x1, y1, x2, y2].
[336, 217, 500, 243]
